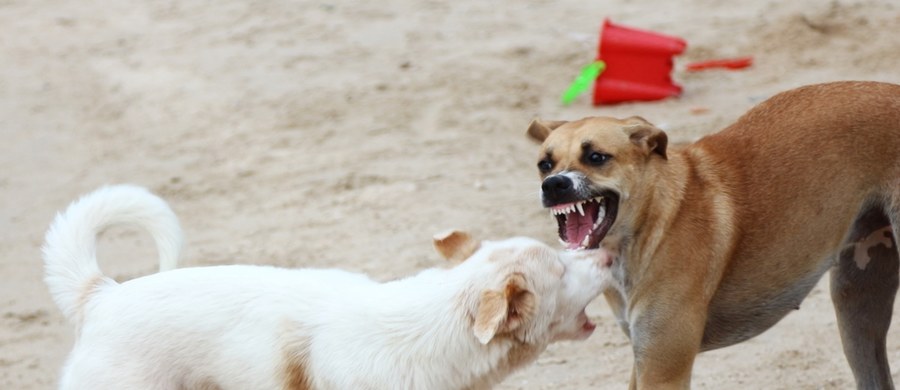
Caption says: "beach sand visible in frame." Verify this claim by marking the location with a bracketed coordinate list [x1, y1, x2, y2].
[2, 0, 899, 388]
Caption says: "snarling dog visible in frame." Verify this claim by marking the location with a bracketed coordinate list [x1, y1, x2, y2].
[42, 185, 612, 390]
[526, 81, 900, 389]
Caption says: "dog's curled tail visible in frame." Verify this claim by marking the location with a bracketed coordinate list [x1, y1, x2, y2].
[42, 185, 183, 321]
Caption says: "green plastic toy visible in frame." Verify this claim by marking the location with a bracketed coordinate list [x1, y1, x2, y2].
[561, 61, 606, 105]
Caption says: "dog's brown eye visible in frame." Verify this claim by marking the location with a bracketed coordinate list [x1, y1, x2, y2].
[537, 159, 553, 173]
[587, 152, 610, 166]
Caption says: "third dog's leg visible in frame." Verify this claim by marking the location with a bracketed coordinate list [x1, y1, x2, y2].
[831, 207, 898, 390]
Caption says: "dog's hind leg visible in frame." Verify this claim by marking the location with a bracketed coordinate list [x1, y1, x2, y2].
[831, 205, 898, 390]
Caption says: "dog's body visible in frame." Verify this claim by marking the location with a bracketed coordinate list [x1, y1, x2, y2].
[44, 185, 610, 390]
[527, 81, 900, 389]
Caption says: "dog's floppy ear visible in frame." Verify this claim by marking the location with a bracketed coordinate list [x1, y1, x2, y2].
[433, 229, 481, 263]
[624, 116, 668, 159]
[473, 273, 536, 344]
[526, 119, 568, 143]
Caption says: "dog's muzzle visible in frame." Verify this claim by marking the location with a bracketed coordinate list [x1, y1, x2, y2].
[540, 174, 619, 251]
[541, 175, 579, 207]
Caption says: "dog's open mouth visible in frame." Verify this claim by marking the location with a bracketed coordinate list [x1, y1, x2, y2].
[549, 192, 619, 250]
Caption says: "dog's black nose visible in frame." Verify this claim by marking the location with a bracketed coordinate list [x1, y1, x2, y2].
[542, 175, 572, 193]
[541, 175, 574, 205]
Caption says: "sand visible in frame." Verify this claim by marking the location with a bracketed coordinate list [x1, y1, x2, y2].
[2, 0, 899, 388]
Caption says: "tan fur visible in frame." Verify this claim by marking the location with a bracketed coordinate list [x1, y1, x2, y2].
[281, 358, 312, 390]
[473, 272, 536, 344]
[279, 321, 314, 390]
[528, 81, 900, 388]
[433, 229, 481, 263]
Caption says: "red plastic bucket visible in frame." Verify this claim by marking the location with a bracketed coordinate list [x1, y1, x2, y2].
[593, 19, 686, 105]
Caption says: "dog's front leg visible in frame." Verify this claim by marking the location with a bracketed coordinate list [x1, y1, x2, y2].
[627, 300, 706, 390]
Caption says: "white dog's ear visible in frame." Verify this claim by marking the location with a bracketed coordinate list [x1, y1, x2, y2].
[473, 273, 536, 344]
[526, 119, 568, 143]
[623, 116, 668, 159]
[433, 229, 481, 263]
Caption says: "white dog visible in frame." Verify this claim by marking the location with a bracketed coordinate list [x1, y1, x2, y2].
[43, 185, 611, 390]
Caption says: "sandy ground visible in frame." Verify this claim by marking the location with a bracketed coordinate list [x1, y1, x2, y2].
[2, 0, 900, 388]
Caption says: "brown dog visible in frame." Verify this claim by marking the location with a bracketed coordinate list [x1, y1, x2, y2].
[526, 81, 900, 389]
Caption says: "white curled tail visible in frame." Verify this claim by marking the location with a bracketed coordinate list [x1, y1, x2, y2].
[41, 185, 183, 321]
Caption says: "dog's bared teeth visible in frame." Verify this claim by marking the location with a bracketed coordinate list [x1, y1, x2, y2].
[598, 205, 606, 222]
[575, 202, 585, 216]
[594, 196, 604, 204]
[580, 233, 591, 248]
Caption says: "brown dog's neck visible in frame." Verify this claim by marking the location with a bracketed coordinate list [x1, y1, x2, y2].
[617, 149, 692, 259]
[616, 144, 737, 294]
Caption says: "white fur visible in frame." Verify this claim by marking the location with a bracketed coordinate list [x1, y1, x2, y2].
[43, 185, 610, 390]
[42, 185, 182, 323]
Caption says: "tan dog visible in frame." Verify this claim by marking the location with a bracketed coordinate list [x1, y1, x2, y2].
[526, 81, 900, 389]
